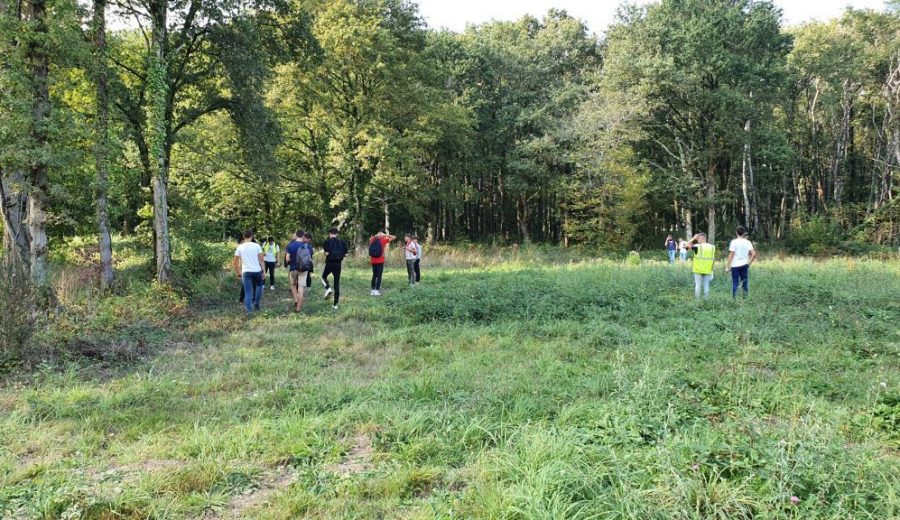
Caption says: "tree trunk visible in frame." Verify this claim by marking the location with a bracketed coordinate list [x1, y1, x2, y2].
[148, 0, 171, 283]
[93, 0, 114, 290]
[741, 119, 752, 229]
[516, 195, 530, 244]
[27, 0, 51, 290]
[0, 168, 31, 268]
[383, 199, 390, 235]
[706, 160, 717, 243]
[684, 208, 693, 240]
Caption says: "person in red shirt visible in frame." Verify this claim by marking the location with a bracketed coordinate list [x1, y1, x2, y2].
[369, 230, 396, 296]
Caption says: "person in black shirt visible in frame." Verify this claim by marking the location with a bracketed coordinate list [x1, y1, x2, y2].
[321, 227, 348, 310]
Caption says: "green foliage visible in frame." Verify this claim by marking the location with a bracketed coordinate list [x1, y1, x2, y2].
[2, 252, 898, 517]
[788, 216, 845, 254]
[0, 261, 39, 371]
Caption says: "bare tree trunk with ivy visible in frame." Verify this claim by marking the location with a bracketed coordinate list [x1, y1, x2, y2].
[148, 0, 171, 283]
[93, 0, 114, 289]
[26, 0, 51, 291]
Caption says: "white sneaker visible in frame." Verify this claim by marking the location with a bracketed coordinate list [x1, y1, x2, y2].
[321, 278, 328, 288]
[332, 305, 339, 310]
[370, 289, 377, 296]
[375, 290, 382, 296]
[324, 288, 334, 298]
[269, 285, 275, 290]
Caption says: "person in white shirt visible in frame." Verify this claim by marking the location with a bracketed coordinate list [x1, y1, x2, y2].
[233, 229, 266, 314]
[726, 226, 757, 299]
[413, 235, 422, 284]
[404, 233, 418, 287]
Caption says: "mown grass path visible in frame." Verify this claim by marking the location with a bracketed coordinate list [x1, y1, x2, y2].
[2, 258, 899, 519]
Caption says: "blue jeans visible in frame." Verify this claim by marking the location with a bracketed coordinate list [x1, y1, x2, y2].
[668, 250, 676, 264]
[731, 265, 749, 298]
[679, 250, 687, 262]
[242, 271, 264, 313]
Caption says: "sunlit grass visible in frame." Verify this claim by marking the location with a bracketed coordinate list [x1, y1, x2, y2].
[1, 250, 898, 518]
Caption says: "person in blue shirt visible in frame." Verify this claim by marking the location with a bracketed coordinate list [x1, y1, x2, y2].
[665, 234, 677, 264]
[284, 230, 312, 312]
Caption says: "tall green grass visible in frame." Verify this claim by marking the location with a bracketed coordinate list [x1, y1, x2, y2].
[1, 254, 897, 518]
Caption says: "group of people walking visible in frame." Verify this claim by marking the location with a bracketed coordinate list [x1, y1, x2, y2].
[232, 228, 423, 315]
[668, 226, 758, 299]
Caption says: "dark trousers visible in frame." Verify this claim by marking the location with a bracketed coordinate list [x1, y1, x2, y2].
[406, 259, 416, 285]
[265, 261, 276, 287]
[414, 259, 420, 282]
[371, 263, 384, 290]
[322, 262, 342, 305]
[306, 267, 313, 288]
[731, 265, 749, 298]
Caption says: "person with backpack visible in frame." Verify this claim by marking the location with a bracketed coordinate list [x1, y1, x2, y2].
[233, 229, 266, 314]
[304, 231, 315, 294]
[369, 230, 396, 296]
[404, 233, 418, 287]
[261, 236, 280, 290]
[726, 226, 757, 299]
[284, 229, 313, 312]
[413, 235, 422, 284]
[321, 227, 348, 309]
[687, 232, 716, 299]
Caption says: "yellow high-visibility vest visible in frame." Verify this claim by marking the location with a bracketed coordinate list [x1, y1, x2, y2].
[692, 243, 715, 275]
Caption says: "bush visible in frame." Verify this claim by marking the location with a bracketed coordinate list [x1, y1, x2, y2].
[174, 240, 230, 278]
[626, 250, 641, 266]
[0, 261, 39, 371]
[787, 216, 843, 255]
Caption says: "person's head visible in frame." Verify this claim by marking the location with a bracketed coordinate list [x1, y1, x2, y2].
[404, 233, 412, 243]
[295, 229, 304, 240]
[304, 232, 312, 241]
[242, 229, 254, 241]
[736, 226, 747, 237]
[666, 234, 673, 241]
[266, 236, 274, 244]
[696, 232, 707, 244]
[375, 229, 385, 238]
[412, 235, 419, 242]
[328, 227, 339, 237]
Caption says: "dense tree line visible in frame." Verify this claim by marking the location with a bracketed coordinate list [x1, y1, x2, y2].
[0, 0, 897, 285]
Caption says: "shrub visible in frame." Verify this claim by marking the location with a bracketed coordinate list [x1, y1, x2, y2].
[626, 250, 641, 266]
[0, 261, 39, 371]
[174, 240, 230, 278]
[787, 216, 843, 255]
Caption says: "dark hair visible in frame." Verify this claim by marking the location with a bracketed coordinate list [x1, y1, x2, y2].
[304, 232, 312, 239]
[404, 233, 412, 238]
[412, 235, 419, 240]
[329, 227, 339, 235]
[736, 226, 747, 237]
[243, 229, 254, 239]
[266, 236, 274, 243]
[296, 229, 304, 238]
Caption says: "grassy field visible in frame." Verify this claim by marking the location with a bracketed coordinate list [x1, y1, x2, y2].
[1, 250, 899, 519]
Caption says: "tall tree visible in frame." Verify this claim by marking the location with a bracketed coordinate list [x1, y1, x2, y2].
[26, 0, 51, 288]
[94, 0, 114, 289]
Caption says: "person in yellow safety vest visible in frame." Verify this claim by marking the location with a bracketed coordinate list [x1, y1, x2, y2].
[687, 232, 716, 299]
[261, 236, 280, 290]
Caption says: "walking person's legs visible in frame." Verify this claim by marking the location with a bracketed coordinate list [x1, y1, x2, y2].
[414, 259, 420, 283]
[703, 274, 711, 298]
[332, 264, 341, 306]
[694, 273, 702, 299]
[738, 265, 749, 297]
[251, 271, 264, 310]
[242, 273, 254, 313]
[371, 263, 384, 293]
[731, 267, 741, 299]
[668, 250, 676, 264]
[265, 261, 276, 288]
[321, 264, 332, 289]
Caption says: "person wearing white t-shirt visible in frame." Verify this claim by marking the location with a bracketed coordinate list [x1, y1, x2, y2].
[233, 229, 266, 314]
[726, 226, 757, 299]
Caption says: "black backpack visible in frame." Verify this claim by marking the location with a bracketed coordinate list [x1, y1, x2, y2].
[368, 238, 383, 258]
[328, 238, 347, 262]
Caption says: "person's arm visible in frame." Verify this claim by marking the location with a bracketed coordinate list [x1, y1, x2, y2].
[386, 234, 396, 242]
[725, 251, 734, 271]
[284, 250, 291, 267]
[749, 246, 758, 266]
[233, 254, 242, 279]
[257, 251, 265, 268]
